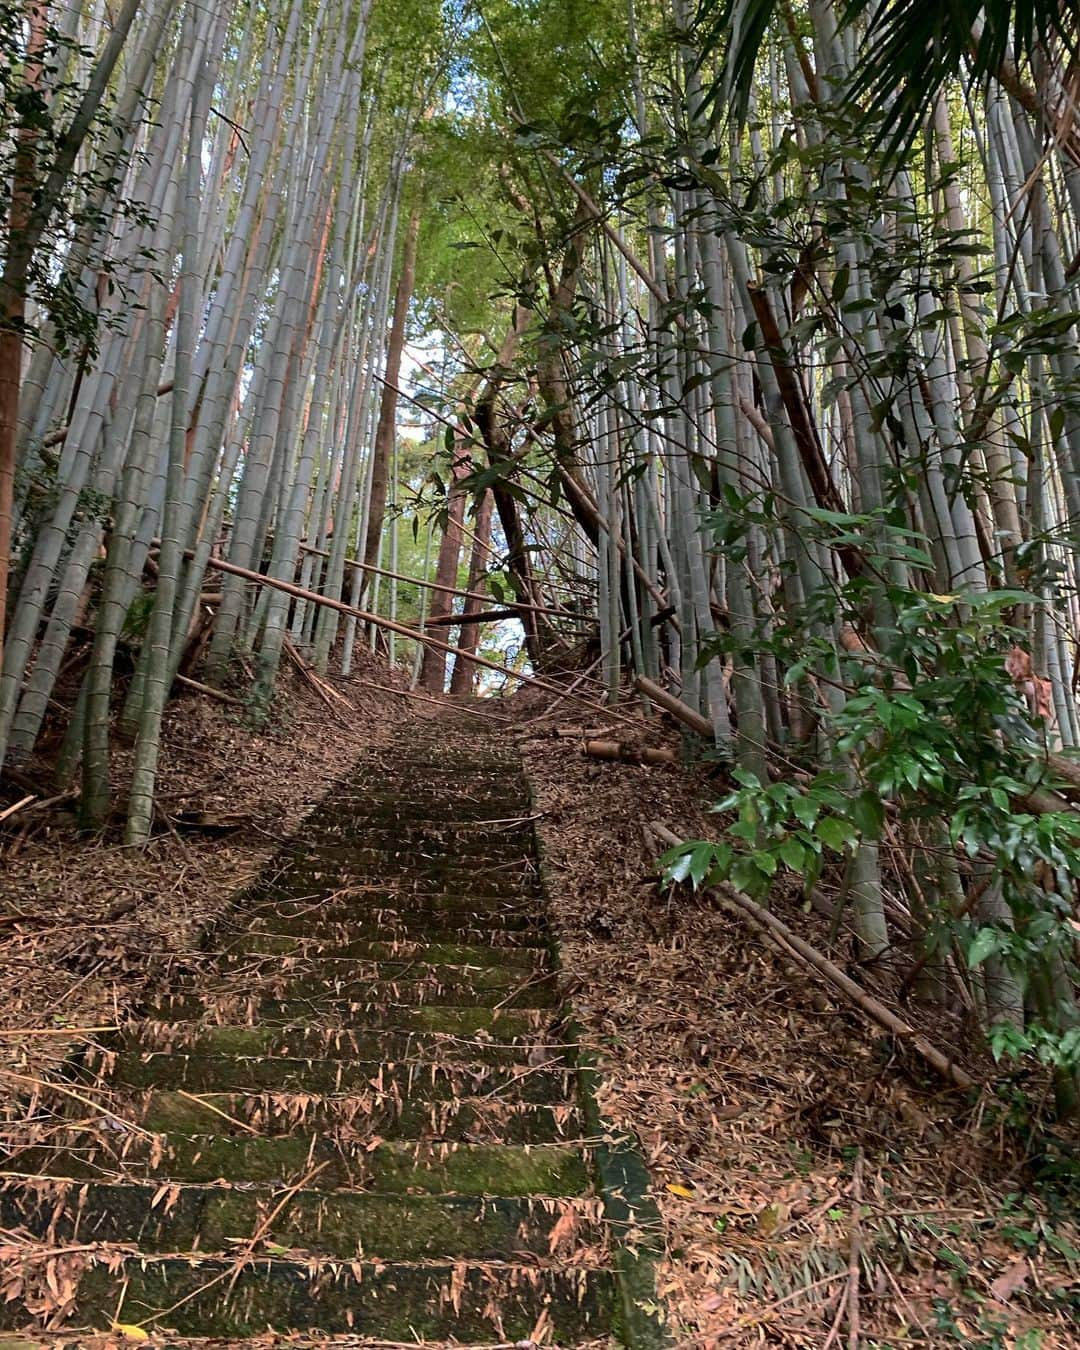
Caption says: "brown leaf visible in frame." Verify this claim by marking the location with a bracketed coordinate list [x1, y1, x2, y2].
[989, 1258, 1030, 1304]
[547, 1207, 580, 1254]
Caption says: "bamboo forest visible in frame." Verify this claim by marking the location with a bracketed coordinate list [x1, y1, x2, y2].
[1, 0, 1080, 1344]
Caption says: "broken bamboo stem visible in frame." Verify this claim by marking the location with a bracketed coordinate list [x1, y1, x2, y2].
[634, 676, 713, 739]
[0, 793, 36, 824]
[584, 739, 677, 766]
[296, 543, 589, 622]
[193, 547, 643, 729]
[174, 674, 244, 706]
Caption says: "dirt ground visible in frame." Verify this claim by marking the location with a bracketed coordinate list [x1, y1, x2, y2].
[0, 666, 1077, 1348]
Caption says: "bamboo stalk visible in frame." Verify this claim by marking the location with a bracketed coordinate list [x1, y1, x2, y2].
[634, 676, 713, 739]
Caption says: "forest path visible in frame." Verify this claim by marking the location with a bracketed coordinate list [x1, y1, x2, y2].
[2, 720, 617, 1343]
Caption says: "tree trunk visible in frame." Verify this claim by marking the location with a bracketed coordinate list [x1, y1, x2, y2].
[419, 445, 470, 692]
[449, 487, 494, 696]
[360, 200, 421, 587]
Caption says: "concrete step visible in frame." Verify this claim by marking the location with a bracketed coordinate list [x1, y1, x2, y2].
[151, 970, 558, 1012]
[328, 819, 537, 844]
[120, 1022, 569, 1066]
[244, 892, 547, 925]
[301, 824, 537, 854]
[244, 907, 548, 944]
[131, 1001, 549, 1035]
[16, 1256, 612, 1340]
[110, 1052, 577, 1100]
[324, 797, 533, 822]
[202, 953, 548, 985]
[261, 863, 542, 899]
[2, 1180, 601, 1260]
[127, 1089, 583, 1142]
[11, 1134, 590, 1195]
[220, 935, 549, 970]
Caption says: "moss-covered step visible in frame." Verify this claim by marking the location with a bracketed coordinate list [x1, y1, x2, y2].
[216, 936, 550, 971]
[123, 1022, 567, 1066]
[300, 828, 536, 857]
[333, 783, 526, 799]
[249, 874, 545, 908]
[331, 820, 537, 849]
[110, 1052, 576, 1100]
[131, 1001, 548, 1035]
[242, 893, 547, 925]
[149, 972, 558, 1011]
[199, 953, 547, 986]
[244, 908, 548, 944]
[126, 1089, 582, 1142]
[15, 1134, 591, 1195]
[1, 1256, 613, 1341]
[2, 1180, 600, 1260]
[260, 866, 543, 900]
[316, 797, 534, 822]
[285, 847, 535, 876]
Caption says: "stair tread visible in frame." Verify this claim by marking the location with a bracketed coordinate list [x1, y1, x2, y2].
[2, 1179, 604, 1259]
[8, 1135, 590, 1194]
[2, 1256, 613, 1340]
[128, 1089, 584, 1141]
[110, 1051, 577, 1099]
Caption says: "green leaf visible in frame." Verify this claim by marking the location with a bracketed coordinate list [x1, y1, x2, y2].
[791, 796, 820, 830]
[779, 836, 807, 872]
[753, 850, 778, 877]
[816, 815, 857, 852]
[850, 791, 884, 840]
[688, 841, 719, 887]
[659, 843, 696, 886]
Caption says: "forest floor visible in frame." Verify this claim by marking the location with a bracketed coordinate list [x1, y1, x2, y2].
[0, 661, 1077, 1348]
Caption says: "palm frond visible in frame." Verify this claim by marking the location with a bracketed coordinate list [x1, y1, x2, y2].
[692, 0, 779, 126]
[846, 0, 1079, 155]
[694, 0, 1079, 157]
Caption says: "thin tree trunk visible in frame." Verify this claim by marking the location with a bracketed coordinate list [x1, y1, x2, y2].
[360, 201, 421, 590]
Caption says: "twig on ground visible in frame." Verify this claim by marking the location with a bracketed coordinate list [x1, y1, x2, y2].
[847, 1150, 863, 1349]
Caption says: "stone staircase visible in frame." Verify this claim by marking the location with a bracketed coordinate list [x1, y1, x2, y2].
[1, 723, 625, 1343]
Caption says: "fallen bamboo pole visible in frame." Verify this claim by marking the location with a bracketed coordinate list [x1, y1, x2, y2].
[174, 674, 244, 706]
[296, 543, 590, 622]
[421, 607, 519, 627]
[634, 676, 713, 739]
[0, 793, 36, 824]
[191, 548, 644, 729]
[651, 822, 977, 1093]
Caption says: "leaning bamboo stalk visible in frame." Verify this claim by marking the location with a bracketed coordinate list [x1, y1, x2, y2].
[651, 823, 976, 1092]
[297, 545, 591, 621]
